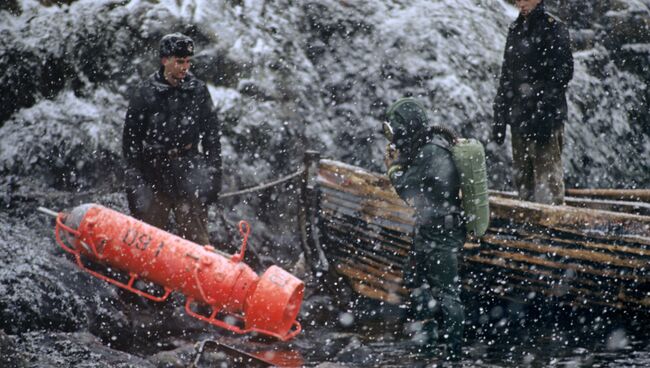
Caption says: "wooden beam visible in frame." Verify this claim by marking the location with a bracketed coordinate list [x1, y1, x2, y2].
[348, 280, 403, 304]
[335, 263, 408, 295]
[490, 196, 650, 244]
[318, 160, 407, 207]
[481, 234, 649, 270]
[321, 215, 411, 254]
[320, 190, 415, 231]
[566, 188, 650, 203]
[323, 224, 409, 260]
[490, 190, 650, 216]
[490, 226, 650, 259]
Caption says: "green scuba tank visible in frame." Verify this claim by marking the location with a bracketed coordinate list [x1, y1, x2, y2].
[450, 138, 489, 236]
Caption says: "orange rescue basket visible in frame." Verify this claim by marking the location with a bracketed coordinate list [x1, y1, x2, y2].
[50, 203, 303, 341]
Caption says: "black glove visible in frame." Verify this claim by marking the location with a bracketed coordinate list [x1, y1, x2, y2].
[124, 167, 145, 192]
[176, 159, 221, 204]
[124, 168, 154, 216]
[492, 123, 506, 145]
[492, 98, 508, 145]
[205, 165, 221, 204]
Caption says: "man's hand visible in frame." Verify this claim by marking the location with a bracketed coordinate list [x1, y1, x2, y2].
[205, 165, 221, 204]
[124, 167, 145, 190]
[384, 143, 398, 170]
[492, 123, 506, 145]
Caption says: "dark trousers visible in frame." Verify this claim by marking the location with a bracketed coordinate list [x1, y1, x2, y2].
[403, 226, 465, 357]
[127, 186, 210, 246]
[511, 125, 565, 205]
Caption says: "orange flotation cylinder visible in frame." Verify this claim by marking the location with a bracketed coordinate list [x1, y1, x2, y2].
[52, 203, 303, 341]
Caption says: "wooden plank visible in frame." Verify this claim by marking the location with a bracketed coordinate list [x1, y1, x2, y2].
[331, 241, 637, 305]
[335, 263, 408, 295]
[331, 248, 644, 308]
[463, 260, 650, 310]
[319, 205, 412, 245]
[318, 160, 406, 207]
[329, 254, 403, 280]
[325, 221, 650, 283]
[335, 257, 404, 283]
[490, 196, 650, 243]
[566, 188, 650, 203]
[490, 190, 650, 216]
[320, 185, 414, 220]
[464, 254, 650, 308]
[466, 246, 647, 283]
[341, 253, 632, 309]
[320, 216, 411, 255]
[323, 223, 409, 260]
[565, 198, 650, 216]
[321, 200, 413, 234]
[320, 191, 415, 233]
[506, 223, 650, 248]
[481, 234, 649, 270]
[348, 280, 403, 304]
[321, 207, 414, 244]
[323, 233, 407, 268]
[491, 226, 650, 260]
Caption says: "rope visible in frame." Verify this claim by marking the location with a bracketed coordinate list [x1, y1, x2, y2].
[19, 169, 305, 201]
[219, 168, 305, 199]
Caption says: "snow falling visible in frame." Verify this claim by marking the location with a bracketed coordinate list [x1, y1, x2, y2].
[1, 0, 649, 367]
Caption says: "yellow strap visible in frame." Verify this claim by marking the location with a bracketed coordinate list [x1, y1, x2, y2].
[387, 165, 403, 179]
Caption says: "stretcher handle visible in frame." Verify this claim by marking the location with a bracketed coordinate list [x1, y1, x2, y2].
[55, 214, 171, 302]
[55, 214, 109, 260]
[271, 320, 302, 341]
[230, 220, 250, 263]
[72, 253, 173, 302]
[193, 262, 217, 305]
[184, 298, 302, 341]
[55, 214, 80, 254]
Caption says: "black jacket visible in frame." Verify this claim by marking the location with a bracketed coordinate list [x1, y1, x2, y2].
[122, 69, 221, 202]
[493, 3, 573, 141]
[389, 137, 462, 224]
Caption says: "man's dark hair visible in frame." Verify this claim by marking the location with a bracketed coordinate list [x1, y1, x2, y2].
[159, 33, 195, 58]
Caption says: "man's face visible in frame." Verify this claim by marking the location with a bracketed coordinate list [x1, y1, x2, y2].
[515, 0, 542, 16]
[162, 56, 191, 82]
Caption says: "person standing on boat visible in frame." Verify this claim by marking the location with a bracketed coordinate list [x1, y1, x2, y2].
[383, 97, 465, 361]
[492, 0, 573, 204]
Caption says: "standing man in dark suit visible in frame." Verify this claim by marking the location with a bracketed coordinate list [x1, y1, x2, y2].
[493, 0, 573, 204]
[122, 33, 221, 245]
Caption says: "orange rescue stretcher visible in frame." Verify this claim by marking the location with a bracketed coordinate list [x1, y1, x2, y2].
[38, 203, 304, 341]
